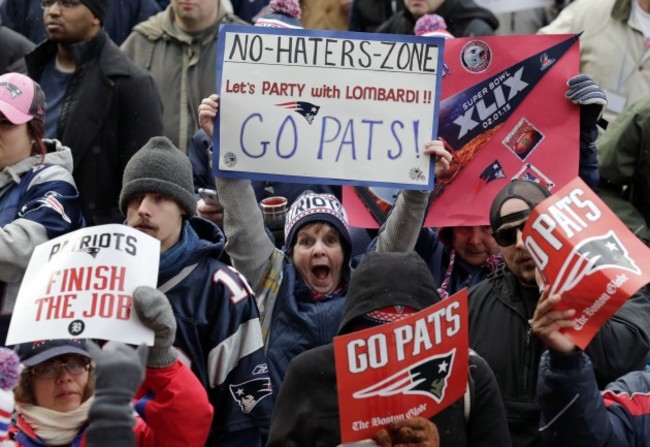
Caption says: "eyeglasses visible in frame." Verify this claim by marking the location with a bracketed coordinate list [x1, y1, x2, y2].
[41, 0, 82, 9]
[30, 356, 91, 379]
[493, 221, 527, 247]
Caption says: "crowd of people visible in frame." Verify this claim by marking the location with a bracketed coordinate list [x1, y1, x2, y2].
[1, 0, 650, 446]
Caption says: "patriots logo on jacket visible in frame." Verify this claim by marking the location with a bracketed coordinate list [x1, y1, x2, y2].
[229, 377, 272, 413]
[20, 191, 71, 223]
[276, 101, 320, 124]
[353, 349, 455, 403]
[550, 230, 641, 296]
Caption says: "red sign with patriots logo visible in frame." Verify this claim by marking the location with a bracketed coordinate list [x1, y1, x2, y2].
[333, 290, 469, 443]
[522, 177, 650, 349]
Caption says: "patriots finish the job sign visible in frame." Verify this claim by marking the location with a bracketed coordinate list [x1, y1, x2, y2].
[333, 290, 469, 443]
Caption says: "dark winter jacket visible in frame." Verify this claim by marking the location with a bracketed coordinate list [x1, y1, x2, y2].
[538, 349, 650, 447]
[468, 269, 650, 447]
[160, 217, 272, 446]
[375, 0, 498, 37]
[0, 25, 34, 75]
[15, 31, 163, 225]
[268, 256, 511, 447]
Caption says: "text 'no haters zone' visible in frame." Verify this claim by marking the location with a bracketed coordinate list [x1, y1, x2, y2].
[215, 25, 445, 189]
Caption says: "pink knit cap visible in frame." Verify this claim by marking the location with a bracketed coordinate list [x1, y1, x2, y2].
[414, 14, 454, 39]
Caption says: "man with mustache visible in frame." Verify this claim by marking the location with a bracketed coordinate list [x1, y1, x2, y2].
[467, 179, 650, 447]
[121, 136, 272, 447]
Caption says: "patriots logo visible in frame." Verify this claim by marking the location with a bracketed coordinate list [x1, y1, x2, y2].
[75, 247, 101, 258]
[229, 377, 272, 413]
[550, 230, 641, 296]
[539, 52, 556, 70]
[276, 101, 321, 124]
[479, 160, 506, 184]
[512, 163, 555, 190]
[21, 191, 72, 223]
[0, 82, 22, 98]
[353, 349, 455, 403]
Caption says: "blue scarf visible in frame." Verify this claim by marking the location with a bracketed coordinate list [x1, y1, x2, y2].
[158, 221, 199, 285]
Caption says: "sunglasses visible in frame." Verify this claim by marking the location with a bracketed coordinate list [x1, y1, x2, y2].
[41, 0, 82, 9]
[493, 221, 527, 247]
[30, 356, 91, 379]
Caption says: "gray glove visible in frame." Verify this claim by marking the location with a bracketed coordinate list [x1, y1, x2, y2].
[87, 341, 148, 447]
[133, 286, 178, 367]
[565, 74, 608, 127]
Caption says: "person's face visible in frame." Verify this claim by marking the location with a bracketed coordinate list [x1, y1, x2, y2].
[126, 193, 184, 253]
[451, 225, 498, 267]
[404, 0, 445, 18]
[31, 355, 90, 412]
[0, 114, 33, 170]
[42, 0, 101, 44]
[171, 0, 220, 32]
[291, 222, 345, 294]
[495, 198, 536, 284]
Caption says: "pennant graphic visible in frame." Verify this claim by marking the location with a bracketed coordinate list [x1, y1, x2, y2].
[431, 34, 579, 200]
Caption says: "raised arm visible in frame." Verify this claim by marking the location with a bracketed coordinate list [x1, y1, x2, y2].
[198, 95, 278, 293]
[376, 140, 452, 253]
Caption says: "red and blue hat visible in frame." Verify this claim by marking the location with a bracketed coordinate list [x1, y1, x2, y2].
[14, 339, 90, 367]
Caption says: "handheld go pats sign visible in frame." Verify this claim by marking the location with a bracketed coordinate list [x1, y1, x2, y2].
[522, 177, 650, 349]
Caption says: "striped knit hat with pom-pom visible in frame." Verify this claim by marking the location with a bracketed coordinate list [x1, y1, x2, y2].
[414, 14, 454, 39]
[254, 0, 302, 28]
[0, 348, 20, 444]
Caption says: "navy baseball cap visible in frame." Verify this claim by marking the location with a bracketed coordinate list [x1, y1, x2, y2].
[14, 339, 90, 367]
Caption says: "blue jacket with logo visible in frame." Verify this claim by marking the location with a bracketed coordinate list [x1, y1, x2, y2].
[159, 217, 272, 447]
[538, 349, 650, 447]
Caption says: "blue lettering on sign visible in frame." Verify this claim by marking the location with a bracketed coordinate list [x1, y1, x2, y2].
[239, 114, 423, 162]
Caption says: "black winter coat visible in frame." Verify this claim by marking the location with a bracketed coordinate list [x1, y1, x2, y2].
[268, 253, 511, 447]
[468, 268, 650, 447]
[16, 31, 163, 225]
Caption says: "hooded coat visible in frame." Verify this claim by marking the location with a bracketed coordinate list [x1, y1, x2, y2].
[267, 251, 510, 447]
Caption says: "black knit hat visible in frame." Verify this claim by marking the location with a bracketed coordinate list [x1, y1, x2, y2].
[79, 0, 108, 23]
[489, 180, 551, 232]
[120, 136, 197, 217]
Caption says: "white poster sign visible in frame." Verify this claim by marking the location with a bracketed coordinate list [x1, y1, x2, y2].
[6, 224, 159, 346]
[215, 25, 445, 190]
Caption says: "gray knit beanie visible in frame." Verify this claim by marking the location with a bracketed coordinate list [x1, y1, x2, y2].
[119, 136, 197, 217]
